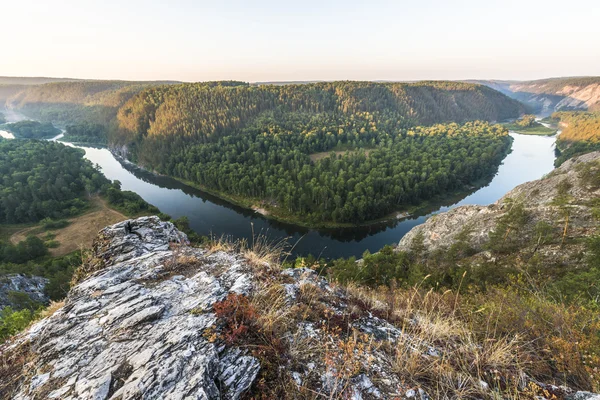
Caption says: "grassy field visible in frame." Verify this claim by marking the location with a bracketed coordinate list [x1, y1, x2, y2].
[309, 149, 373, 163]
[503, 122, 557, 135]
[9, 197, 127, 257]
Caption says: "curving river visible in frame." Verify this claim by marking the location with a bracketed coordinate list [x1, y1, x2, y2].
[69, 133, 556, 259]
[2, 110, 558, 258]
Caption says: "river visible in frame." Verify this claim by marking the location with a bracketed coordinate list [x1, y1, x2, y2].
[2, 110, 558, 259]
[70, 133, 557, 259]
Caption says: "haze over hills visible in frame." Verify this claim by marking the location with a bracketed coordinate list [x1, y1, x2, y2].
[471, 77, 600, 113]
[1, 80, 182, 126]
[2, 0, 600, 396]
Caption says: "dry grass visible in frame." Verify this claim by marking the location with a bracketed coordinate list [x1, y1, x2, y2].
[342, 284, 525, 398]
[309, 149, 372, 163]
[38, 301, 65, 320]
[0, 341, 34, 399]
[205, 226, 291, 273]
[10, 197, 127, 256]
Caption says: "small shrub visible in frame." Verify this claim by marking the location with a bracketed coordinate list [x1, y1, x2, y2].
[40, 218, 70, 230]
[213, 293, 258, 345]
[45, 240, 60, 249]
[0, 307, 41, 343]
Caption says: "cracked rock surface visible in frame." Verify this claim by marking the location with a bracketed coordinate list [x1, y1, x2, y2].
[0, 274, 48, 308]
[6, 217, 259, 400]
[3, 214, 599, 400]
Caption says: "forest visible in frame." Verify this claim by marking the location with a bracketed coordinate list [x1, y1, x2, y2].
[6, 80, 180, 126]
[109, 81, 521, 224]
[0, 139, 157, 223]
[503, 114, 556, 135]
[62, 122, 107, 144]
[0, 139, 161, 341]
[164, 119, 510, 223]
[2, 120, 60, 139]
[553, 111, 600, 165]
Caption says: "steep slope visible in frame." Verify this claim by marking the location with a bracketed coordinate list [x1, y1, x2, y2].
[113, 81, 523, 148]
[473, 77, 600, 114]
[4, 80, 180, 126]
[553, 111, 600, 166]
[106, 81, 523, 226]
[398, 151, 600, 277]
[2, 216, 600, 399]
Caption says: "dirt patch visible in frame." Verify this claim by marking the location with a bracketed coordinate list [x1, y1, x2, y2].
[252, 206, 269, 216]
[309, 149, 372, 163]
[10, 198, 127, 257]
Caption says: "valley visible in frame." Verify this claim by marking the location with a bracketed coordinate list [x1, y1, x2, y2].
[2, 2, 600, 397]
[0, 77, 598, 399]
[69, 126, 557, 258]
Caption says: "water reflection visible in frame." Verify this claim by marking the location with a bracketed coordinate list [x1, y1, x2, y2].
[69, 132, 557, 259]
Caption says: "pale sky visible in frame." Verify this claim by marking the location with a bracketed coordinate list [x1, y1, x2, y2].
[1, 0, 599, 82]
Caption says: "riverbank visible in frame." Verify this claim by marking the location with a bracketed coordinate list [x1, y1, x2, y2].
[502, 122, 557, 135]
[64, 131, 554, 259]
[128, 147, 511, 231]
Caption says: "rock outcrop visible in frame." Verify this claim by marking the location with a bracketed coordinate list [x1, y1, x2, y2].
[472, 78, 600, 113]
[1, 217, 411, 399]
[398, 151, 600, 264]
[0, 274, 48, 309]
[2, 217, 262, 400]
[2, 208, 599, 399]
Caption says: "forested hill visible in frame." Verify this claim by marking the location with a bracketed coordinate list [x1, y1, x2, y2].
[107, 81, 522, 226]
[112, 80, 523, 147]
[552, 111, 600, 166]
[4, 80, 181, 126]
[0, 77, 80, 85]
[471, 77, 600, 113]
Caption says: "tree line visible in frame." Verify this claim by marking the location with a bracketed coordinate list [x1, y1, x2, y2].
[3, 120, 60, 139]
[553, 111, 600, 166]
[62, 122, 107, 144]
[0, 139, 157, 223]
[162, 116, 509, 223]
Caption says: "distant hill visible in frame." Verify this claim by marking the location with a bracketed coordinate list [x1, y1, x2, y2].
[114, 80, 523, 146]
[0, 84, 27, 105]
[470, 77, 600, 114]
[4, 80, 181, 126]
[0, 76, 81, 85]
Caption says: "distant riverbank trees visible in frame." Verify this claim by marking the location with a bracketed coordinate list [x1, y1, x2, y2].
[4, 121, 60, 139]
[107, 81, 520, 225]
[0, 140, 157, 224]
[553, 111, 600, 166]
[62, 122, 107, 144]
[516, 114, 536, 127]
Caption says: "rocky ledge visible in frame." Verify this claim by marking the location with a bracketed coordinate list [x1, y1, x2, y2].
[0, 274, 48, 309]
[398, 151, 600, 265]
[1, 215, 599, 399]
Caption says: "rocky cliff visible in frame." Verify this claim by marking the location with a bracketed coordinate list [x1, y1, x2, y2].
[1, 217, 411, 399]
[398, 151, 600, 273]
[0, 274, 48, 309]
[2, 205, 600, 399]
[472, 78, 600, 114]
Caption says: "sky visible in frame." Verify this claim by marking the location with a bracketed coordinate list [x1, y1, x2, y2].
[1, 0, 599, 82]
